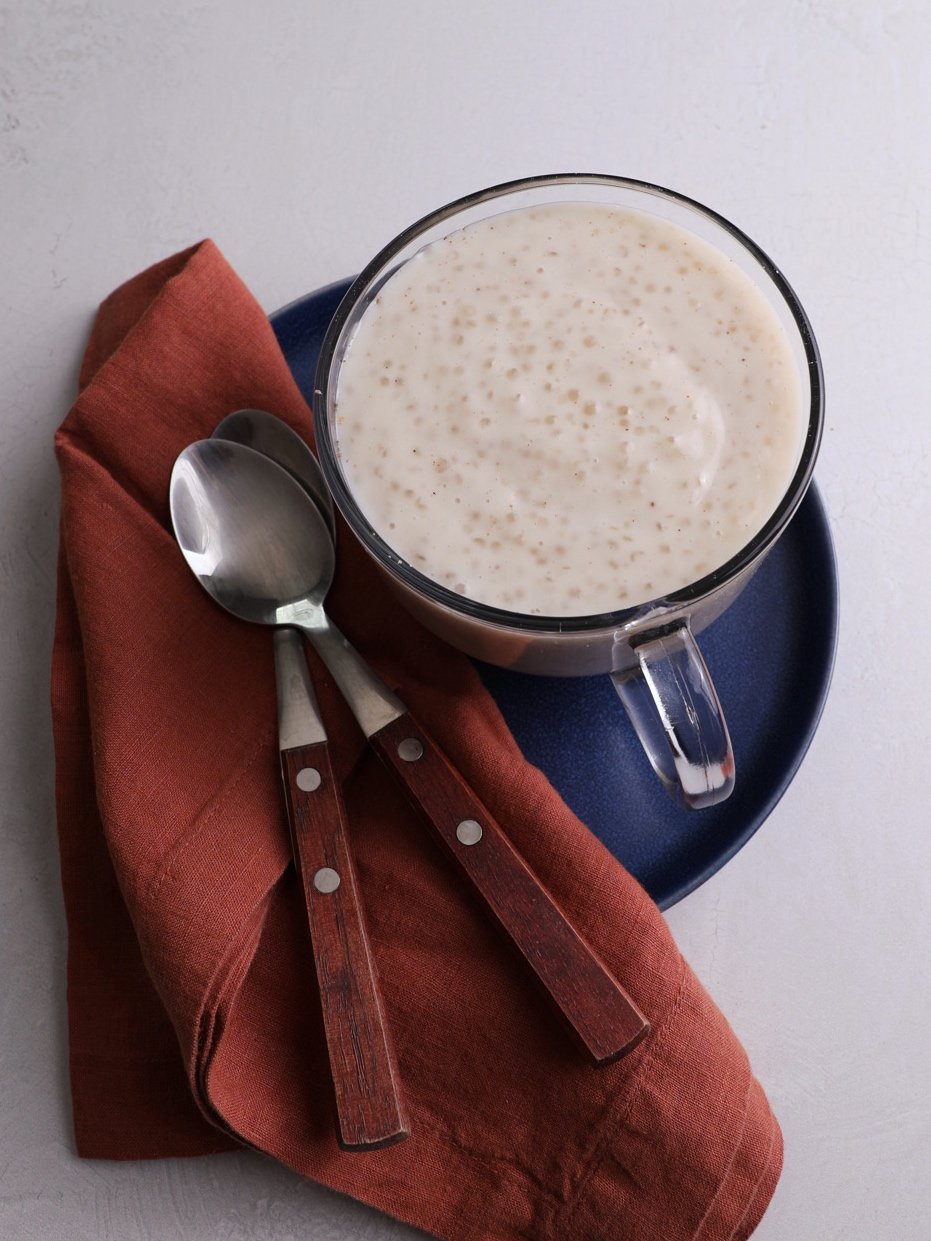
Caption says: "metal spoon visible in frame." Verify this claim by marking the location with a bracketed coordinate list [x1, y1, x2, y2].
[209, 419, 399, 1144]
[171, 437, 407, 1154]
[171, 438, 649, 1064]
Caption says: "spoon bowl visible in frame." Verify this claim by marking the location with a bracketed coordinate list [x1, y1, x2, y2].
[212, 408, 337, 538]
[171, 439, 335, 625]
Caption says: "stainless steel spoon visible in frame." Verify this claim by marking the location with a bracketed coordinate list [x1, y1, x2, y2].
[171, 438, 649, 1064]
[211, 417, 402, 1142]
[171, 435, 407, 1154]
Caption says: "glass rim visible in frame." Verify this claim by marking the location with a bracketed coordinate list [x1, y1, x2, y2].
[312, 172, 824, 634]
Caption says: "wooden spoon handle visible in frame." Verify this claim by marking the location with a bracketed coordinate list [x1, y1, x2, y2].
[368, 714, 650, 1065]
[281, 739, 409, 1150]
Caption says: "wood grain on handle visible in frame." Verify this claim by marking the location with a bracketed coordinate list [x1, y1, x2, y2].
[280, 741, 409, 1150]
[368, 715, 650, 1065]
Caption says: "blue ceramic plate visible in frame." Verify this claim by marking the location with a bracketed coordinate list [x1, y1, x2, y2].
[272, 281, 838, 910]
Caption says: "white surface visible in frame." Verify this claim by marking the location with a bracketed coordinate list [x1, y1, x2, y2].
[2, 1, 929, 1237]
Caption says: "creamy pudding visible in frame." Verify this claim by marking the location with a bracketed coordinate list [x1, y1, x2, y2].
[332, 202, 803, 616]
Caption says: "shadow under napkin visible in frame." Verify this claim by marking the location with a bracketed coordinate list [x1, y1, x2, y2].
[51, 240, 782, 1241]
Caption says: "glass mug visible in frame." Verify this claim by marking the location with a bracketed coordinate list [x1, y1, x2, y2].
[312, 175, 824, 809]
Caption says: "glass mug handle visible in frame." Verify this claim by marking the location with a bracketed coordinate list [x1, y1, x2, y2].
[610, 624, 735, 810]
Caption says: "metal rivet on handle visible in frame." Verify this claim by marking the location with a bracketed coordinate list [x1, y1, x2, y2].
[313, 867, 341, 893]
[397, 737, 424, 762]
[296, 767, 322, 791]
[456, 819, 483, 846]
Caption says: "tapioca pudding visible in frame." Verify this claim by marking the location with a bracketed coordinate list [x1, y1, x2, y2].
[332, 201, 804, 616]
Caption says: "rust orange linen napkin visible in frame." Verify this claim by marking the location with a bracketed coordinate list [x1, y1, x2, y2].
[52, 240, 782, 1240]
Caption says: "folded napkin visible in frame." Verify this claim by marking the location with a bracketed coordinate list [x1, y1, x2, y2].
[52, 241, 782, 1240]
